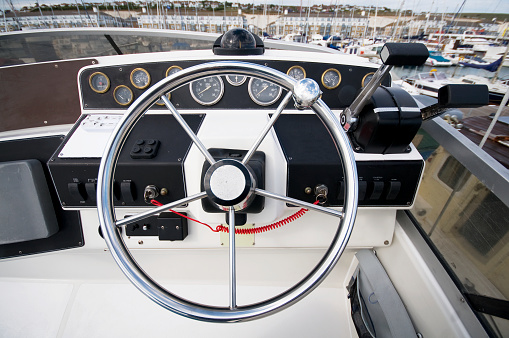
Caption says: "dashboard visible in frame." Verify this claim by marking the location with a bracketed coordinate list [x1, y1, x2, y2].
[46, 51, 423, 236]
[80, 59, 388, 110]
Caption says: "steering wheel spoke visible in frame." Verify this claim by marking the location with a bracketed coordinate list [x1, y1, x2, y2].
[242, 91, 293, 165]
[161, 94, 216, 165]
[116, 191, 207, 228]
[228, 207, 237, 309]
[255, 188, 343, 218]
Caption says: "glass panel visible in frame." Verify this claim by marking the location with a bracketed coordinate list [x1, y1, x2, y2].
[411, 129, 509, 335]
[0, 33, 214, 67]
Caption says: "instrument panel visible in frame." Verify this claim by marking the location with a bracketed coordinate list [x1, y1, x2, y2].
[80, 60, 390, 110]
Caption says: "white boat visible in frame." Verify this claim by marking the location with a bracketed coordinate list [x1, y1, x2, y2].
[399, 71, 455, 97]
[0, 28, 507, 337]
[425, 51, 453, 67]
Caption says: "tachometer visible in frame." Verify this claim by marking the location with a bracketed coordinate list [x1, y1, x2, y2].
[113, 85, 134, 106]
[287, 66, 306, 80]
[321, 68, 341, 89]
[248, 78, 282, 106]
[130, 68, 150, 89]
[89, 72, 110, 93]
[189, 76, 224, 106]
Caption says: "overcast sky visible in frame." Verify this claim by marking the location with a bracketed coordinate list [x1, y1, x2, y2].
[6, 0, 509, 15]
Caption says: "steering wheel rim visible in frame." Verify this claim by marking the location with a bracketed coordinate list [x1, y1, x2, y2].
[97, 61, 358, 323]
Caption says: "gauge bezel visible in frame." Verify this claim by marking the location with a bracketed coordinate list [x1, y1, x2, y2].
[113, 85, 134, 106]
[166, 65, 183, 77]
[226, 74, 247, 86]
[361, 72, 375, 87]
[248, 78, 283, 106]
[189, 76, 224, 106]
[89, 72, 110, 94]
[130, 68, 151, 89]
[287, 65, 306, 80]
[155, 93, 172, 106]
[321, 68, 342, 90]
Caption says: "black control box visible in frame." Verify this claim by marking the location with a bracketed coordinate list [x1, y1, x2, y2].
[48, 114, 203, 207]
[273, 114, 423, 207]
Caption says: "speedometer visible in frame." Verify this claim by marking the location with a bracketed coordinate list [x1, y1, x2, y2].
[189, 76, 224, 106]
[248, 78, 282, 106]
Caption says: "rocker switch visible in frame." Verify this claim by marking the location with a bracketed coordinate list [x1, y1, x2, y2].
[370, 181, 384, 200]
[85, 183, 97, 202]
[121, 181, 135, 202]
[68, 182, 87, 201]
[358, 181, 367, 201]
[387, 181, 401, 200]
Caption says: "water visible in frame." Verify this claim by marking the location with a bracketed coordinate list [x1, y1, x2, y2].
[392, 64, 509, 82]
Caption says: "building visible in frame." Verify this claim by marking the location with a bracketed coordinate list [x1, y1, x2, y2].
[137, 14, 246, 33]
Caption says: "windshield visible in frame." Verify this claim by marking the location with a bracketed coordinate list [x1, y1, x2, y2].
[0, 31, 215, 66]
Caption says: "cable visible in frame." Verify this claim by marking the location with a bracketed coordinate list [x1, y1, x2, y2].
[150, 199, 319, 234]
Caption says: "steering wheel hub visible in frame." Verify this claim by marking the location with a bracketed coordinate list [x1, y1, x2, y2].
[204, 159, 256, 211]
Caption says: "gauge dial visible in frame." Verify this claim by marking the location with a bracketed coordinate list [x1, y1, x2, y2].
[113, 85, 134, 106]
[321, 68, 341, 89]
[189, 76, 224, 106]
[89, 72, 110, 93]
[362, 72, 375, 87]
[287, 66, 306, 80]
[166, 65, 183, 77]
[226, 74, 247, 86]
[130, 68, 150, 89]
[248, 78, 282, 106]
[155, 93, 172, 106]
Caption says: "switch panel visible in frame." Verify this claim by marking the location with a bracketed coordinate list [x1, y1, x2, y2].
[48, 114, 204, 208]
[274, 114, 424, 207]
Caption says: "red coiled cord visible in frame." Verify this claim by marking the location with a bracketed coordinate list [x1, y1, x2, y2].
[150, 199, 319, 234]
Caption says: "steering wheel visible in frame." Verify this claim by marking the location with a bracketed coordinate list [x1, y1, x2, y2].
[97, 61, 358, 322]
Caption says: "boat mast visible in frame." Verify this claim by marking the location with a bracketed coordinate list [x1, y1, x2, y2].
[372, 0, 378, 40]
[392, 0, 405, 42]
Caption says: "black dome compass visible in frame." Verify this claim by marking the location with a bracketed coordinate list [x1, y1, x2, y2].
[213, 28, 265, 55]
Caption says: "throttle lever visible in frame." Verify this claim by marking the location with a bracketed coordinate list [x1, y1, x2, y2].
[341, 43, 429, 131]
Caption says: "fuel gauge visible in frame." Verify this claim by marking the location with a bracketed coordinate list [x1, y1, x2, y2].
[113, 85, 134, 106]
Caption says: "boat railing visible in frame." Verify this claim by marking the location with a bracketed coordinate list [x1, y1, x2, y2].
[410, 116, 509, 334]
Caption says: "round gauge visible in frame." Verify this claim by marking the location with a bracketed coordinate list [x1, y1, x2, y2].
[166, 65, 183, 77]
[89, 72, 110, 93]
[226, 74, 247, 86]
[130, 68, 150, 89]
[155, 93, 172, 106]
[321, 68, 342, 90]
[362, 72, 375, 87]
[248, 78, 282, 106]
[189, 76, 224, 106]
[113, 85, 134, 106]
[287, 65, 306, 80]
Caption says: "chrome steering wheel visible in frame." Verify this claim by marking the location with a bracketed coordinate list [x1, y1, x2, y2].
[97, 61, 358, 322]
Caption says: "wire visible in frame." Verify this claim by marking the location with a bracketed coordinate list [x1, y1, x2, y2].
[150, 199, 319, 235]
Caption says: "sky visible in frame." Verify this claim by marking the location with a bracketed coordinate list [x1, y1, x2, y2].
[5, 0, 509, 15]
